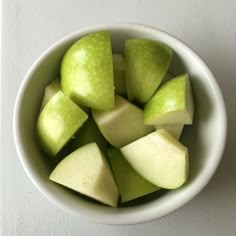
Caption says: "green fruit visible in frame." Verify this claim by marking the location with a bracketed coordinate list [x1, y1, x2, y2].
[144, 74, 194, 125]
[92, 95, 153, 148]
[70, 118, 107, 153]
[50, 143, 119, 207]
[154, 124, 184, 140]
[107, 147, 159, 203]
[121, 129, 189, 189]
[125, 39, 172, 103]
[37, 91, 88, 156]
[61, 31, 114, 110]
[112, 54, 126, 96]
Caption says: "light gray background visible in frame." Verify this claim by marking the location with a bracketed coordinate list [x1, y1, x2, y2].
[1, 0, 236, 235]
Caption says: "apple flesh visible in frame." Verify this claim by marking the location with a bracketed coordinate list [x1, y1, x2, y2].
[121, 129, 189, 189]
[112, 54, 126, 96]
[125, 39, 172, 103]
[92, 95, 154, 148]
[70, 118, 107, 153]
[154, 124, 184, 140]
[107, 147, 159, 203]
[37, 91, 88, 156]
[144, 74, 194, 125]
[61, 31, 114, 110]
[50, 143, 119, 207]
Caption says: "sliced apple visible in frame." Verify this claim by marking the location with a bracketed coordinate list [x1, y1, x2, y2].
[37, 91, 88, 156]
[70, 118, 107, 153]
[92, 95, 153, 148]
[144, 74, 194, 125]
[107, 147, 159, 202]
[125, 39, 172, 103]
[112, 54, 126, 96]
[121, 129, 189, 189]
[50, 143, 119, 207]
[154, 124, 184, 140]
[61, 31, 114, 110]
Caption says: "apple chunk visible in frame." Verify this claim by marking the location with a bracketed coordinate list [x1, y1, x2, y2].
[61, 31, 114, 110]
[154, 124, 184, 140]
[121, 129, 189, 189]
[107, 147, 159, 203]
[92, 95, 154, 148]
[50, 143, 119, 207]
[125, 39, 172, 103]
[37, 91, 88, 156]
[144, 74, 194, 125]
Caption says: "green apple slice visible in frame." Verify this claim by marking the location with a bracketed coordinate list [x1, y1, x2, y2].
[144, 74, 194, 125]
[92, 95, 154, 148]
[112, 54, 126, 96]
[125, 39, 172, 103]
[37, 91, 88, 156]
[61, 31, 114, 110]
[121, 129, 189, 189]
[70, 118, 107, 153]
[154, 124, 184, 140]
[107, 147, 160, 203]
[50, 143, 119, 207]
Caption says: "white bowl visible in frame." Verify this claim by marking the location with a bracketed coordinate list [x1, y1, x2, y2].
[13, 23, 227, 225]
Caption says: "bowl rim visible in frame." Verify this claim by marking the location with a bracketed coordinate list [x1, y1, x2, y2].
[13, 23, 227, 225]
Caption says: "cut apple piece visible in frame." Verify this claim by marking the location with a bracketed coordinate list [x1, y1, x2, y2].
[50, 143, 119, 207]
[154, 124, 184, 140]
[37, 91, 88, 156]
[70, 118, 107, 153]
[107, 147, 159, 203]
[92, 95, 154, 148]
[61, 31, 114, 110]
[125, 39, 172, 103]
[113, 54, 126, 96]
[121, 129, 189, 189]
[144, 74, 194, 125]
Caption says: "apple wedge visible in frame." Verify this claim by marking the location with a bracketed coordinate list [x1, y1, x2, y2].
[61, 31, 114, 110]
[107, 147, 159, 203]
[154, 124, 184, 140]
[112, 54, 126, 96]
[37, 91, 88, 156]
[125, 39, 172, 103]
[92, 95, 154, 148]
[70, 118, 107, 153]
[121, 129, 189, 189]
[50, 143, 119, 207]
[144, 74, 194, 125]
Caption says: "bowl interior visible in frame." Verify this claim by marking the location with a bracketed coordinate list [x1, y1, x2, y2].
[14, 24, 226, 224]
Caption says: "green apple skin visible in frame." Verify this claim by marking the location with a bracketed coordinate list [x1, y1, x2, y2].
[92, 95, 154, 148]
[144, 74, 194, 125]
[121, 129, 189, 189]
[112, 54, 126, 96]
[107, 147, 160, 203]
[37, 91, 88, 156]
[70, 117, 107, 153]
[125, 39, 172, 103]
[154, 124, 184, 140]
[49, 143, 119, 207]
[61, 31, 114, 110]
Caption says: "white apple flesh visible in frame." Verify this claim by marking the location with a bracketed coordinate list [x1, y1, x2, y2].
[154, 124, 184, 140]
[121, 129, 189, 189]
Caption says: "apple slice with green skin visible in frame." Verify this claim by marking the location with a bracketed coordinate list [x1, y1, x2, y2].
[125, 39, 172, 103]
[121, 129, 189, 189]
[112, 54, 126, 96]
[107, 147, 160, 203]
[92, 95, 154, 148]
[70, 117, 107, 153]
[61, 31, 114, 110]
[37, 91, 88, 156]
[154, 124, 184, 140]
[50, 143, 119, 207]
[144, 74, 194, 125]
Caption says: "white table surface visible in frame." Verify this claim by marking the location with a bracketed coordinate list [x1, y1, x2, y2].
[1, 0, 236, 235]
